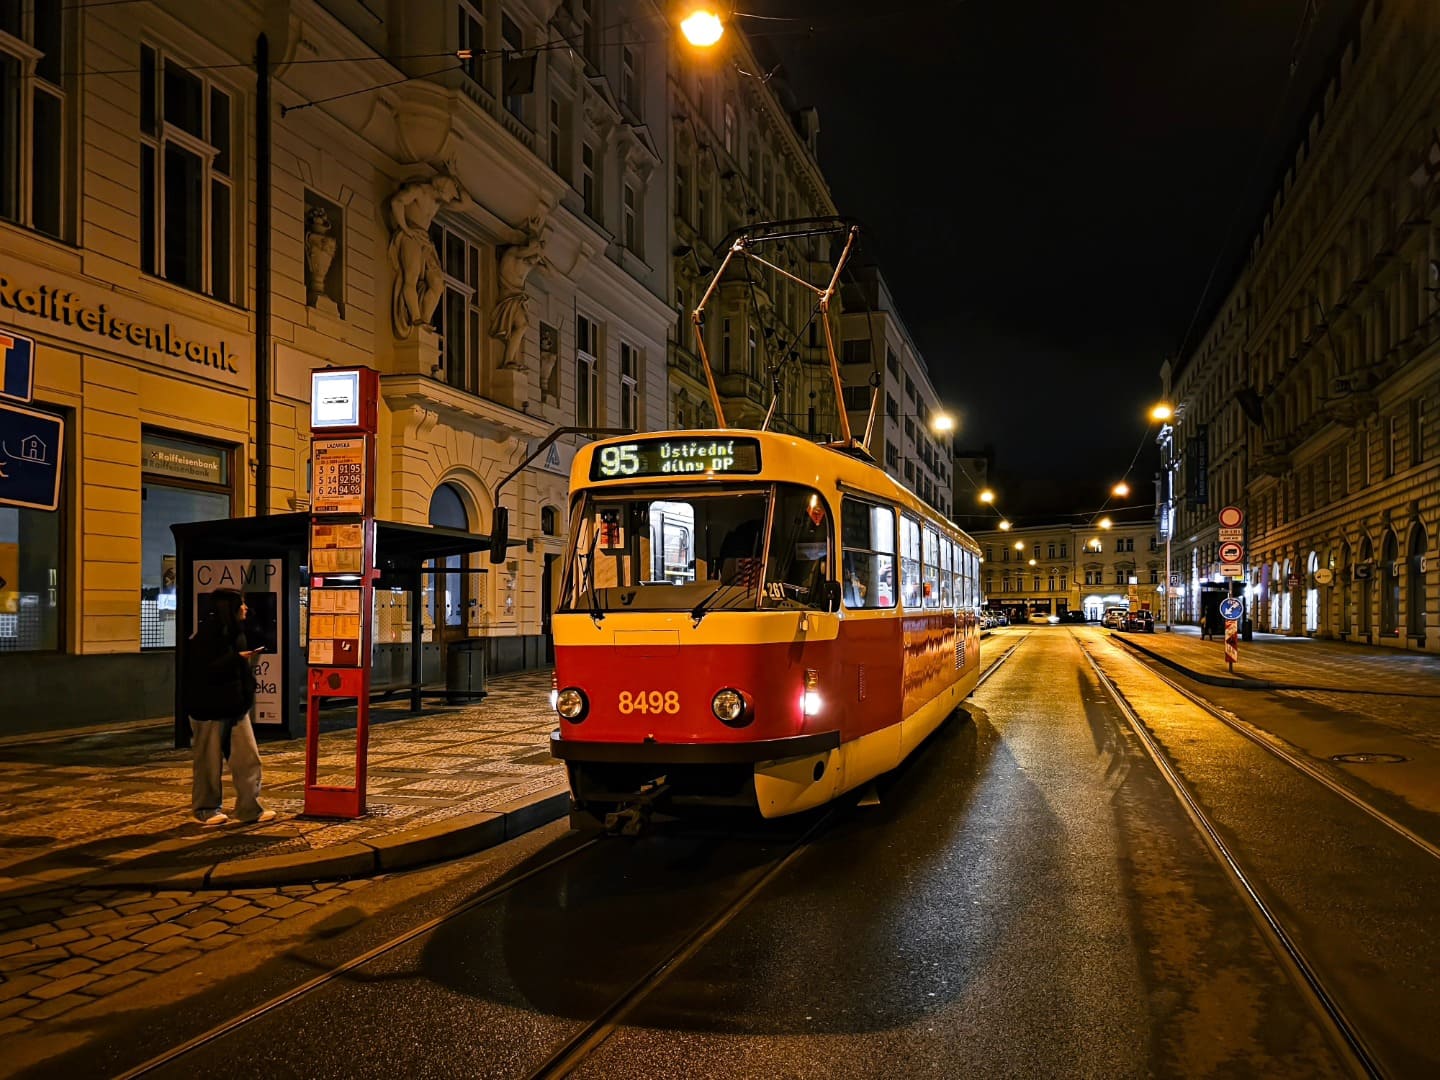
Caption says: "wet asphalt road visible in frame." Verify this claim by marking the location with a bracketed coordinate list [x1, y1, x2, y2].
[123, 628, 1368, 1078]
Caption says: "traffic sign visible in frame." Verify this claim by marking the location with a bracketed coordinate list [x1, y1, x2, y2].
[1219, 597, 1243, 621]
[1219, 541, 1244, 563]
[0, 328, 35, 403]
[1218, 506, 1244, 528]
[1218, 527, 1243, 543]
[0, 401, 64, 511]
[1221, 563, 1243, 578]
[1169, 572, 1183, 587]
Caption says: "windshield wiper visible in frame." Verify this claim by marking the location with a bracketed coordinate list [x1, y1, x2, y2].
[690, 584, 725, 626]
[582, 535, 605, 625]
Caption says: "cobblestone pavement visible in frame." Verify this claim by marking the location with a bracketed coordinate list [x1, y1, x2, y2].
[0, 670, 563, 891]
[0, 879, 372, 1043]
[0, 670, 564, 1042]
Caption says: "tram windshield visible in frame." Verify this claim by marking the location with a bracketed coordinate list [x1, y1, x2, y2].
[560, 484, 833, 615]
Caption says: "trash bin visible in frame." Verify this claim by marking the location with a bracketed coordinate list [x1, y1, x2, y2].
[446, 638, 487, 701]
[1241, 618, 1253, 642]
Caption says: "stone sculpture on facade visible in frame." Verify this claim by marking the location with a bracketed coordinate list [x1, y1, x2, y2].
[490, 214, 549, 371]
[387, 171, 464, 339]
[304, 205, 340, 315]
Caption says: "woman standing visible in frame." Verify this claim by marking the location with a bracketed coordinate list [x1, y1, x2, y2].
[185, 588, 276, 826]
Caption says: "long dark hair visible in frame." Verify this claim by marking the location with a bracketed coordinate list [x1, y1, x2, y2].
[201, 588, 245, 642]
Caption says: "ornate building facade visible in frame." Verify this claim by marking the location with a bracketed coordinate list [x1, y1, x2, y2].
[1162, 0, 1438, 652]
[0, 0, 676, 729]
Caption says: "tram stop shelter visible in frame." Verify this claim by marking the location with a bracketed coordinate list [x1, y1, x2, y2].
[170, 512, 495, 749]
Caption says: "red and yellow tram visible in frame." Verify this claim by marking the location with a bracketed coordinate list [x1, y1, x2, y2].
[548, 428, 982, 828]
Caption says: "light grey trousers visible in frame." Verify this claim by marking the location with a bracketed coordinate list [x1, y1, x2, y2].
[190, 714, 264, 821]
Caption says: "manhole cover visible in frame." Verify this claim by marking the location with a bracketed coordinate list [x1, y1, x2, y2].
[1330, 752, 1408, 765]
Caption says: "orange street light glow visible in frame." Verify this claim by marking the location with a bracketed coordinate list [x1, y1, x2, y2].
[680, 9, 724, 46]
[1150, 403, 1173, 423]
[979, 489, 995, 504]
[1112, 481, 1130, 497]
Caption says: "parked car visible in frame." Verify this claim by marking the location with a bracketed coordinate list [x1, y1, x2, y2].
[1028, 611, 1058, 625]
[1058, 610, 1089, 625]
[1123, 610, 1155, 633]
[1102, 608, 1128, 630]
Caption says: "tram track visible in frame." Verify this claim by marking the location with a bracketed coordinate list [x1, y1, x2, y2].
[1078, 639, 1385, 1080]
[113, 837, 605, 1080]
[116, 797, 847, 1080]
[1104, 633, 1440, 863]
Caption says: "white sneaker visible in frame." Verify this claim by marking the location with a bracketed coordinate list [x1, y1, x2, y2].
[198, 811, 227, 827]
[240, 809, 278, 825]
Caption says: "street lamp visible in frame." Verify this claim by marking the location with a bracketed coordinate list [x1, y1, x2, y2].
[998, 519, 1011, 530]
[930, 411, 956, 435]
[680, 8, 725, 47]
[979, 489, 995, 504]
[1112, 481, 1130, 498]
[1098, 516, 1113, 530]
[1153, 401, 1176, 632]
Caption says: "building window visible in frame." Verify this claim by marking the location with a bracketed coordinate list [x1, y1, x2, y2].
[541, 505, 560, 536]
[675, 162, 689, 224]
[1386, 414, 1398, 477]
[428, 222, 482, 394]
[0, 401, 63, 653]
[723, 102, 735, 155]
[886, 394, 898, 422]
[1412, 397, 1427, 467]
[499, 12, 531, 123]
[620, 341, 639, 429]
[841, 339, 871, 366]
[721, 318, 733, 373]
[576, 313, 599, 425]
[459, 3, 485, 85]
[0, 0, 65, 238]
[885, 441, 898, 469]
[623, 182, 639, 252]
[139, 44, 234, 301]
[581, 141, 597, 219]
[621, 45, 639, 115]
[574, 0, 598, 69]
[548, 97, 570, 180]
[747, 325, 757, 377]
[141, 432, 232, 649]
[886, 349, 899, 377]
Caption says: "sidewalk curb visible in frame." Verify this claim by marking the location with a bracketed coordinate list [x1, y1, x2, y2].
[1111, 632, 1281, 689]
[65, 784, 573, 893]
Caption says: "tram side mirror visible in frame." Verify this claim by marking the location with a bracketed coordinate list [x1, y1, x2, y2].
[824, 580, 842, 613]
[489, 507, 509, 565]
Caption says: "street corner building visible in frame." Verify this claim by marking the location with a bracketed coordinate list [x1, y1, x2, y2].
[0, 0, 690, 733]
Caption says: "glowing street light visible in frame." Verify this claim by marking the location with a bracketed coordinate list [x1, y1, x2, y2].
[1150, 403, 1173, 423]
[979, 489, 995, 504]
[680, 8, 725, 47]
[1112, 481, 1130, 498]
[1014, 541, 1024, 551]
[930, 411, 956, 435]
[1028, 558, 1037, 566]
[1098, 516, 1113, 530]
[998, 520, 1012, 531]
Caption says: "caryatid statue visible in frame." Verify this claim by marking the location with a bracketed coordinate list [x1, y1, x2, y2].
[387, 171, 464, 339]
[489, 215, 549, 370]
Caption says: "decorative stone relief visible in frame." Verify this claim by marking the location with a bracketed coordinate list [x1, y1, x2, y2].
[386, 169, 465, 339]
[303, 191, 345, 317]
[490, 214, 550, 372]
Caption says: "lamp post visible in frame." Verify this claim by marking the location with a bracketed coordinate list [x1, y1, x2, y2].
[1151, 403, 1175, 632]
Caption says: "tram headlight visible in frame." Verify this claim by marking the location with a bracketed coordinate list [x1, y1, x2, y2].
[802, 668, 822, 717]
[711, 688, 747, 725]
[555, 687, 588, 721]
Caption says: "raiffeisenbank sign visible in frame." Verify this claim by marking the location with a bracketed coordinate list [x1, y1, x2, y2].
[0, 268, 249, 389]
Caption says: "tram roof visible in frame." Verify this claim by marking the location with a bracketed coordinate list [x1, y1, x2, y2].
[573, 428, 977, 549]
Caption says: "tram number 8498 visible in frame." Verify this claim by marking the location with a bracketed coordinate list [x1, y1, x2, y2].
[618, 690, 681, 715]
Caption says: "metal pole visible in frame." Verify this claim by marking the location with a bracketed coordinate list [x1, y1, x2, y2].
[255, 33, 271, 515]
[1164, 526, 1172, 631]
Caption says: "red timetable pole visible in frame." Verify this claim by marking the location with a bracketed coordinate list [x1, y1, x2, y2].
[303, 367, 380, 818]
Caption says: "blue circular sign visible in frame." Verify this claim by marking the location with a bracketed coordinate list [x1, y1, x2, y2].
[1219, 597, 1243, 621]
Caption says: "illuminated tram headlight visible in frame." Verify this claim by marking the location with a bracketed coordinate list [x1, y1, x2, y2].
[802, 669, 822, 717]
[555, 687, 588, 721]
[711, 688, 747, 725]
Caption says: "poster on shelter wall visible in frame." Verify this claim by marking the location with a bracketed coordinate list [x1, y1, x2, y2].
[192, 559, 284, 727]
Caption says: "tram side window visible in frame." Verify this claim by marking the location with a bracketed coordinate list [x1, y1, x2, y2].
[840, 498, 895, 609]
[762, 486, 831, 609]
[922, 524, 940, 609]
[939, 536, 954, 608]
[900, 515, 922, 609]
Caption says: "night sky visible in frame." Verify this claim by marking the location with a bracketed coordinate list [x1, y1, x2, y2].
[744, 0, 1363, 523]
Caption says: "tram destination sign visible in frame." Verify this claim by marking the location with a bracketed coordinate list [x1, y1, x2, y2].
[590, 436, 762, 480]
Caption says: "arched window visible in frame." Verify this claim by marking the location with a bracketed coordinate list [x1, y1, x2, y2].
[1382, 530, 1400, 637]
[1305, 551, 1319, 634]
[1358, 536, 1374, 636]
[428, 484, 470, 630]
[541, 505, 560, 536]
[1408, 524, 1429, 641]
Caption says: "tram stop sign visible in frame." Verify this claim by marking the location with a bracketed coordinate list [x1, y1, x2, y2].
[1219, 597, 1243, 621]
